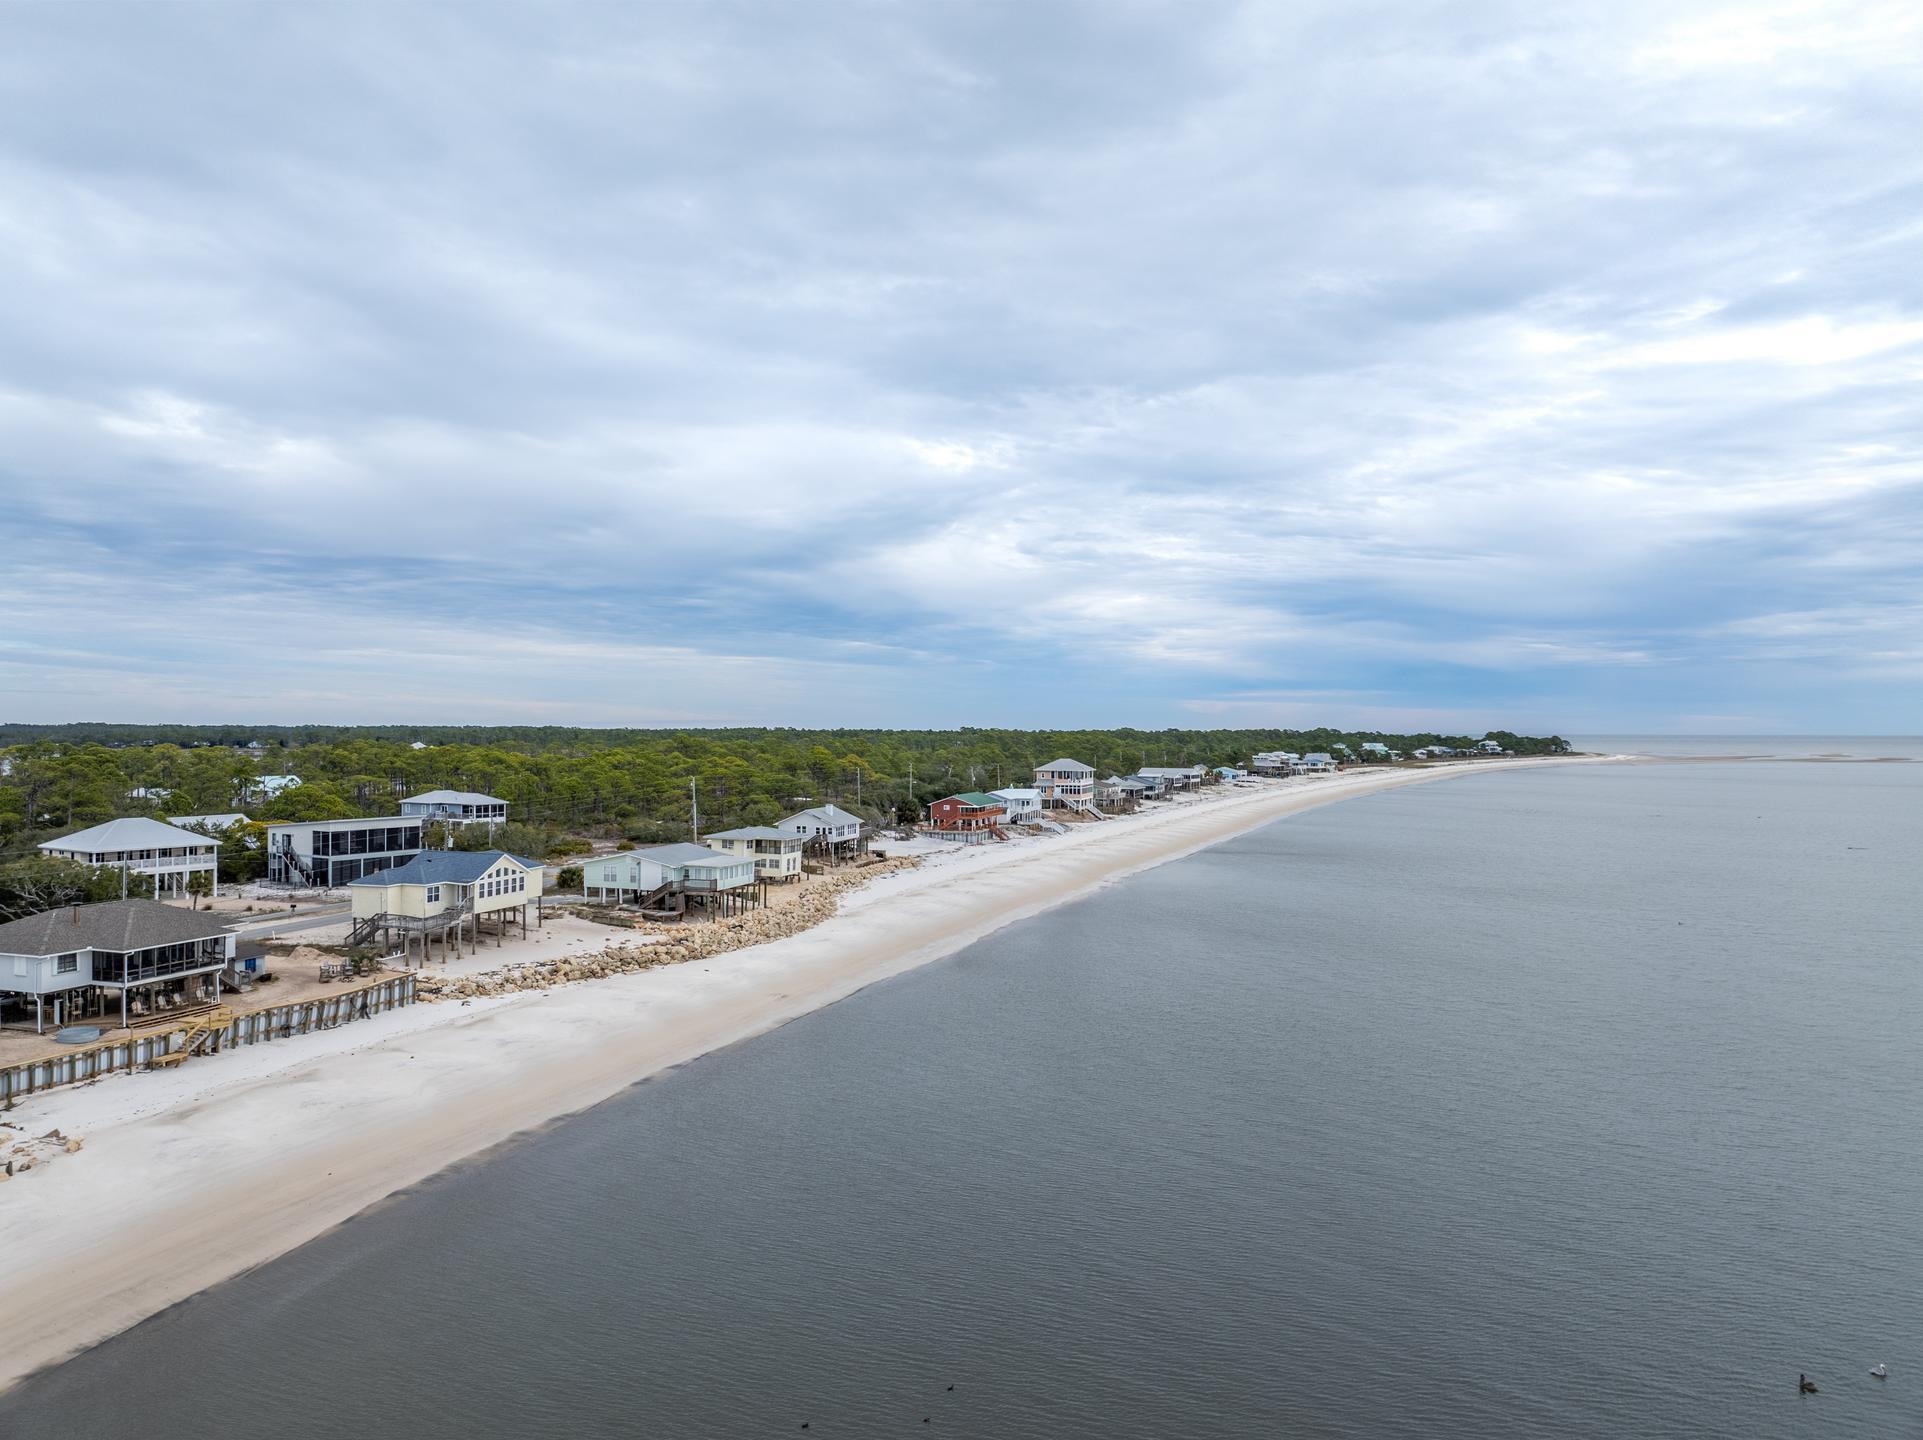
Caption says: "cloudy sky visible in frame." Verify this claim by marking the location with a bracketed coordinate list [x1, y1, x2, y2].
[2, 2, 1919, 733]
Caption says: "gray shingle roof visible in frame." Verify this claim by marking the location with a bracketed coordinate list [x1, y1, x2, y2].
[703, 827, 796, 840]
[402, 790, 506, 806]
[1037, 758, 1095, 774]
[348, 850, 538, 887]
[0, 900, 233, 957]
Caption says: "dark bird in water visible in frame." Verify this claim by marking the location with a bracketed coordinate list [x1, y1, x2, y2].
[947, 1386, 955, 1392]
[1799, 1374, 1818, 1394]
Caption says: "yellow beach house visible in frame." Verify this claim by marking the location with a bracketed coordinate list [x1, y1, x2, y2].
[347, 849, 544, 961]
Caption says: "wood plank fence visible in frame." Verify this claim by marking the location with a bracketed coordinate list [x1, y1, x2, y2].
[0, 967, 417, 1104]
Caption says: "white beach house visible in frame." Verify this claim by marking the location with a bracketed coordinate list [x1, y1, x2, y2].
[38, 817, 221, 899]
[989, 787, 1043, 824]
[1297, 753, 1337, 774]
[775, 804, 866, 858]
[703, 827, 806, 882]
[0, 899, 237, 1033]
[399, 790, 509, 827]
[1033, 758, 1098, 813]
[580, 844, 758, 905]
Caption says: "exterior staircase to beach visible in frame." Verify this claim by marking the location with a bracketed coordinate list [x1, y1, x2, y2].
[147, 1006, 237, 1069]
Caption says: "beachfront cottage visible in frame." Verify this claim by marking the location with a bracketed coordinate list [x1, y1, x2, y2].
[775, 804, 866, 860]
[1033, 758, 1098, 813]
[348, 850, 542, 960]
[1136, 765, 1208, 793]
[38, 817, 220, 900]
[704, 827, 805, 883]
[1098, 776, 1148, 811]
[1251, 751, 1299, 775]
[1477, 739, 1506, 754]
[268, 816, 425, 888]
[989, 787, 1043, 824]
[398, 790, 509, 827]
[1297, 753, 1337, 774]
[580, 844, 759, 915]
[0, 899, 237, 1033]
[926, 792, 1008, 843]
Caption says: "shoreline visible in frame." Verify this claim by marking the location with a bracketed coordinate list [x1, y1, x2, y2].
[0, 757, 1602, 1392]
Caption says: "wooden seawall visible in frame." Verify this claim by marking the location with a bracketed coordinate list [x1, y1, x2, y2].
[0, 969, 417, 1104]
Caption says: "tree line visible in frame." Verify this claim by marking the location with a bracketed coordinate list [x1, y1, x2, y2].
[0, 725, 1572, 894]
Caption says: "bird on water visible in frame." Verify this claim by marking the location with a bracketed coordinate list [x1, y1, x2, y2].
[1799, 1373, 1818, 1393]
[1870, 1363, 1888, 1379]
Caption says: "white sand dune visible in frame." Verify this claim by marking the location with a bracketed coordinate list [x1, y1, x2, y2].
[0, 757, 1598, 1391]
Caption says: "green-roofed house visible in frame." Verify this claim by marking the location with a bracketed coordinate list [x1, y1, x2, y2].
[926, 792, 1008, 844]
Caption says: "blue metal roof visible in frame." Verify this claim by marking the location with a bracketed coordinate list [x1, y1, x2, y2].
[348, 850, 538, 887]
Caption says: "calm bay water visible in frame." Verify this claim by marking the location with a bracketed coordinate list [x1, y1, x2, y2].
[6, 761, 1922, 1438]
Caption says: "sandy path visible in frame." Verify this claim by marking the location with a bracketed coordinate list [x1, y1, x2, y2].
[0, 758, 1596, 1391]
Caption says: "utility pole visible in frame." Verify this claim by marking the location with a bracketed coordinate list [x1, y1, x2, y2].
[689, 778, 699, 844]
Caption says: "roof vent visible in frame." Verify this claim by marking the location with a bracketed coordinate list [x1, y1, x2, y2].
[71, 904, 81, 924]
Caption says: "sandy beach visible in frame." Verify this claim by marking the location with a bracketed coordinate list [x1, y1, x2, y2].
[0, 758, 1597, 1392]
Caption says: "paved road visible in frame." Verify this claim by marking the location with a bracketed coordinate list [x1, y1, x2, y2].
[229, 906, 350, 942]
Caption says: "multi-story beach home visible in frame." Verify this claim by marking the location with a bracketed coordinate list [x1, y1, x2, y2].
[775, 804, 866, 859]
[1251, 751, 1299, 775]
[989, 787, 1043, 824]
[1477, 739, 1506, 754]
[38, 818, 221, 899]
[1359, 743, 1392, 761]
[1099, 775, 1148, 810]
[925, 792, 1008, 843]
[1033, 758, 1098, 812]
[267, 816, 424, 888]
[347, 849, 543, 960]
[580, 844, 758, 907]
[0, 898, 237, 1033]
[1297, 753, 1337, 774]
[399, 790, 509, 828]
[704, 827, 805, 883]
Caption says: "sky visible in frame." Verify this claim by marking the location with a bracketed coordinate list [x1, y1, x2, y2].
[1, 1, 1919, 734]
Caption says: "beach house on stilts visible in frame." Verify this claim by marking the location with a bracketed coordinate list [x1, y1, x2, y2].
[0, 899, 237, 1033]
[703, 828, 806, 883]
[38, 818, 220, 899]
[346, 850, 545, 963]
[579, 844, 761, 918]
[774, 804, 867, 862]
[1034, 758, 1104, 816]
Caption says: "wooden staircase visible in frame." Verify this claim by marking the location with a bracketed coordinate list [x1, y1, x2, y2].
[147, 1006, 238, 1069]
